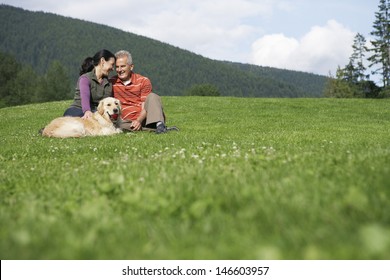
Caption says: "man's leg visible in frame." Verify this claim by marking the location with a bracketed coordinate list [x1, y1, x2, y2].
[117, 119, 133, 132]
[144, 92, 165, 127]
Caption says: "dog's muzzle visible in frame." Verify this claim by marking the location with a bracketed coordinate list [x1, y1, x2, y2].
[108, 107, 121, 122]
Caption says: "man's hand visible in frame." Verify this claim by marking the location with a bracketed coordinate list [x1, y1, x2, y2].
[130, 120, 142, 131]
[131, 108, 146, 131]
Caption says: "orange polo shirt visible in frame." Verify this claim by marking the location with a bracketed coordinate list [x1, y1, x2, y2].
[111, 73, 152, 121]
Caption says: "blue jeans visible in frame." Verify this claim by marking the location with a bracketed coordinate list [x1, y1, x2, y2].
[63, 107, 84, 117]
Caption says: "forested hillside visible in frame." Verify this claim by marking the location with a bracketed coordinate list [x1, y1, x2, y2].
[0, 4, 326, 101]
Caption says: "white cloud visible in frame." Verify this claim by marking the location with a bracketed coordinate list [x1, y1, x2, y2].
[118, 0, 286, 60]
[250, 19, 355, 75]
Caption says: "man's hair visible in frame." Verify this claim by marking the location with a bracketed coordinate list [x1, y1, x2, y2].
[115, 50, 133, 65]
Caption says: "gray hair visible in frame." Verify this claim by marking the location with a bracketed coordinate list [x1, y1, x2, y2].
[115, 50, 133, 65]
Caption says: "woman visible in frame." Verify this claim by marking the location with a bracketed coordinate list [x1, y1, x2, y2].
[63, 49, 116, 118]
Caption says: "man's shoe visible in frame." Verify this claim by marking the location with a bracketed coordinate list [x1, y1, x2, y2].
[155, 123, 179, 134]
[167, 126, 179, 132]
[156, 123, 167, 134]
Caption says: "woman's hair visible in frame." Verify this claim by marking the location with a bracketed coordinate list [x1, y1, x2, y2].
[79, 49, 116, 76]
[92, 49, 116, 66]
[79, 57, 94, 76]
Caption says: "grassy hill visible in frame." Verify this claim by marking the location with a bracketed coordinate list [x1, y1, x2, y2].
[0, 4, 326, 98]
[1, 97, 390, 259]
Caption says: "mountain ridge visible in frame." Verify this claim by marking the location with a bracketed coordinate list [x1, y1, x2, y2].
[0, 4, 326, 97]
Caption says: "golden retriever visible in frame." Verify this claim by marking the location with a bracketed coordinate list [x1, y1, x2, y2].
[41, 97, 122, 138]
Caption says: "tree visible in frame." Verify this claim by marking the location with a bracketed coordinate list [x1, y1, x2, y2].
[324, 67, 362, 98]
[7, 65, 40, 106]
[0, 52, 21, 107]
[368, 0, 390, 87]
[350, 33, 369, 82]
[343, 61, 359, 84]
[42, 60, 72, 102]
[0, 51, 72, 107]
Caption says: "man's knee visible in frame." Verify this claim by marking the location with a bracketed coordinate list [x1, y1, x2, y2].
[145, 92, 161, 105]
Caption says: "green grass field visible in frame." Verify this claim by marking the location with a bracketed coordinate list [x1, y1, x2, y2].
[1, 97, 390, 259]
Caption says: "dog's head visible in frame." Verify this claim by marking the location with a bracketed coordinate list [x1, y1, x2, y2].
[97, 97, 121, 123]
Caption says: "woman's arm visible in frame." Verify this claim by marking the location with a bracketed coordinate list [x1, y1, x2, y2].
[79, 75, 92, 119]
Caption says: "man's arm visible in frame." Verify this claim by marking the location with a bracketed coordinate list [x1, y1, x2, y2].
[131, 77, 152, 130]
[131, 103, 146, 131]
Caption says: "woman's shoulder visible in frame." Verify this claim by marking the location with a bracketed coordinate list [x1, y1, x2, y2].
[79, 71, 94, 79]
[78, 73, 91, 85]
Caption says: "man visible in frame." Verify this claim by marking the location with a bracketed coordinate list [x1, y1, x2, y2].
[111, 50, 177, 133]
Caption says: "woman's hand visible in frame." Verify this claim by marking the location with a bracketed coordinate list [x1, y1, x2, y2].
[82, 110, 93, 119]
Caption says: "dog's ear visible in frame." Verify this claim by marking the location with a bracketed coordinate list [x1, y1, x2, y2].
[97, 100, 105, 115]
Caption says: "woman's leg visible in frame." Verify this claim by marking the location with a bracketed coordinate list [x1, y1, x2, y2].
[63, 107, 84, 117]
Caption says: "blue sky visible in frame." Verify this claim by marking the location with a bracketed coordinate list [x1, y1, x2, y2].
[2, 0, 378, 76]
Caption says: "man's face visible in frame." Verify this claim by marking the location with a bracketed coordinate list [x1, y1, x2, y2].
[116, 56, 133, 81]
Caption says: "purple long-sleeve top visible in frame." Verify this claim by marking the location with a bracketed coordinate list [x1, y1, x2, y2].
[79, 75, 91, 113]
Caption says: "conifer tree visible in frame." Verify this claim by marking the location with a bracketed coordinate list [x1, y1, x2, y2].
[323, 67, 361, 98]
[43, 60, 72, 102]
[350, 33, 368, 82]
[368, 0, 390, 87]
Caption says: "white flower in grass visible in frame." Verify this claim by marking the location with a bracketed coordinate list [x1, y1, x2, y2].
[178, 148, 186, 158]
[121, 154, 129, 162]
[233, 150, 241, 157]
